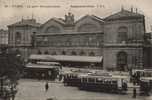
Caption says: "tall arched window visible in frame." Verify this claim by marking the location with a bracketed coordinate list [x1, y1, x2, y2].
[51, 51, 57, 55]
[44, 50, 49, 54]
[15, 32, 21, 44]
[71, 51, 77, 55]
[37, 50, 42, 54]
[79, 50, 85, 56]
[89, 52, 95, 56]
[117, 26, 128, 43]
[62, 51, 66, 55]
[117, 51, 127, 71]
[45, 26, 61, 33]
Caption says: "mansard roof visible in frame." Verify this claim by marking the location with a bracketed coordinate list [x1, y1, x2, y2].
[76, 15, 104, 24]
[104, 9, 144, 21]
[8, 19, 41, 27]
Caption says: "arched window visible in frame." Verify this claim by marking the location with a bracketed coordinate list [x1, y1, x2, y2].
[62, 51, 66, 55]
[45, 26, 61, 33]
[117, 26, 128, 43]
[89, 52, 95, 56]
[15, 32, 21, 44]
[44, 50, 49, 54]
[117, 51, 127, 71]
[71, 51, 77, 55]
[51, 51, 57, 55]
[79, 50, 86, 56]
[37, 50, 42, 54]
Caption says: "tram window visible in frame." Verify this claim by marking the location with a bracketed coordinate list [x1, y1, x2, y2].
[82, 78, 87, 82]
[112, 80, 117, 84]
[96, 78, 103, 83]
[30, 60, 37, 64]
[96, 80, 103, 83]
[88, 78, 95, 82]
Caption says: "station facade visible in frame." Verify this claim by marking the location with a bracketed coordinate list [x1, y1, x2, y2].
[7, 8, 151, 71]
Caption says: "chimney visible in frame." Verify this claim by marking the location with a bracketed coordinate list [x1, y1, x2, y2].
[121, 5, 124, 11]
[131, 6, 133, 12]
[135, 8, 138, 13]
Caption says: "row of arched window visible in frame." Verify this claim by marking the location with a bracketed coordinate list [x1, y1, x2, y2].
[44, 23, 100, 33]
[45, 25, 128, 43]
[37, 50, 95, 56]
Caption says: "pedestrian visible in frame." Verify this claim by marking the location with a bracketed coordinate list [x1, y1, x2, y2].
[45, 82, 49, 92]
[133, 88, 136, 98]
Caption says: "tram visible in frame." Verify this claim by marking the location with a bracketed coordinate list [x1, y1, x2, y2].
[63, 69, 91, 86]
[140, 77, 152, 96]
[132, 69, 152, 95]
[78, 75, 128, 94]
[62, 69, 128, 94]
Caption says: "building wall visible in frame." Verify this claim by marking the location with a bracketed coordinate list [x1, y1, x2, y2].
[34, 15, 104, 58]
[7, 10, 150, 70]
[34, 33, 103, 56]
[104, 19, 144, 44]
[74, 16, 104, 32]
[103, 47, 143, 70]
[0, 29, 8, 44]
[103, 16, 145, 70]
[8, 26, 38, 47]
[31, 47, 103, 56]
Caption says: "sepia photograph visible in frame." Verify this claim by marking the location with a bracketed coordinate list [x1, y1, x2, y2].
[0, 0, 152, 100]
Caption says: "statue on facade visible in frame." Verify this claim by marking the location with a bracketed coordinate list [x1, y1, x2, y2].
[65, 12, 74, 26]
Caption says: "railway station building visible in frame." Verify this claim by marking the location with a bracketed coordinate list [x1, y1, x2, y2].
[7, 8, 152, 71]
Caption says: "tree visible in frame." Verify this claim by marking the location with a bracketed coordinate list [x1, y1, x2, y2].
[0, 47, 24, 99]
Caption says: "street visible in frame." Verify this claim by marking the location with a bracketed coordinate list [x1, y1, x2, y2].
[15, 79, 152, 100]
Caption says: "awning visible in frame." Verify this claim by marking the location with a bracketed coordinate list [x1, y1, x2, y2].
[29, 54, 102, 63]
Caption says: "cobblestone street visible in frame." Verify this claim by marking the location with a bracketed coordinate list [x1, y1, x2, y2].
[15, 79, 152, 100]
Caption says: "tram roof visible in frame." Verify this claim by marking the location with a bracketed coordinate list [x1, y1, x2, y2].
[36, 61, 60, 65]
[25, 63, 58, 69]
[29, 54, 103, 63]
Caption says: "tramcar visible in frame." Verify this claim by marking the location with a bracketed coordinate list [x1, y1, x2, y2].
[63, 72, 88, 86]
[140, 77, 152, 96]
[78, 75, 128, 94]
[132, 69, 152, 95]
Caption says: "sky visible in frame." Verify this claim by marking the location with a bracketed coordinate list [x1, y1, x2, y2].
[0, 0, 152, 32]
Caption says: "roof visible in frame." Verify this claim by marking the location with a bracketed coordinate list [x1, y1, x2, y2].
[36, 61, 60, 65]
[76, 15, 104, 24]
[104, 9, 144, 21]
[36, 31, 103, 36]
[41, 18, 65, 27]
[52, 18, 65, 24]
[8, 19, 41, 27]
[26, 63, 58, 69]
[29, 54, 103, 63]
